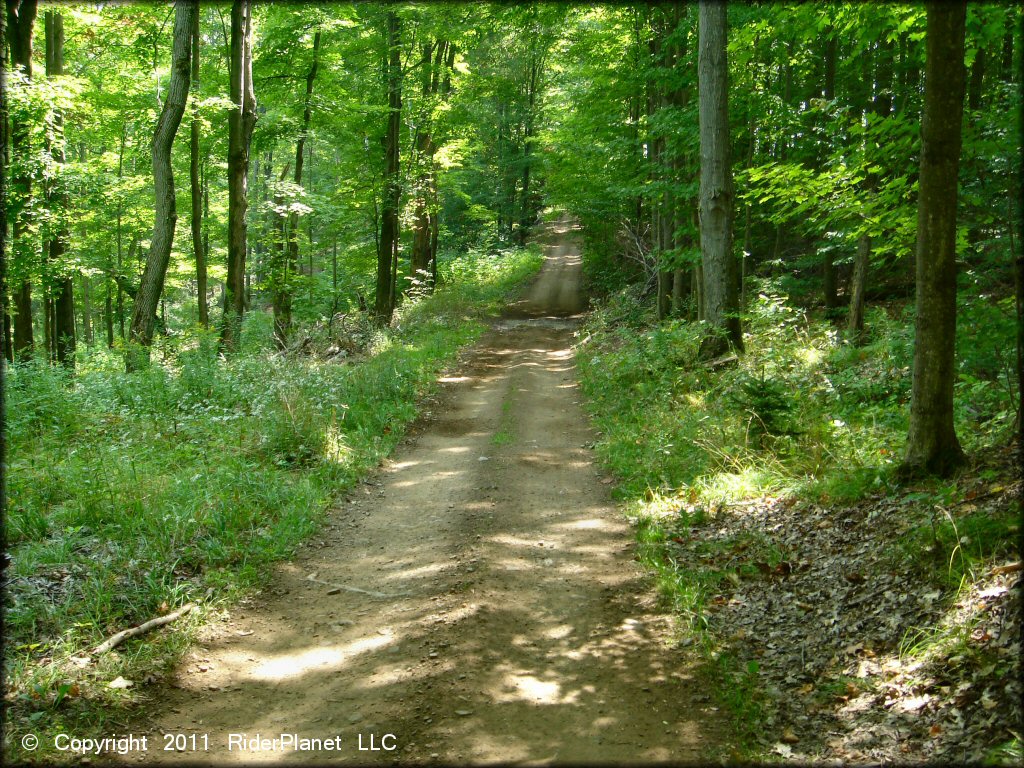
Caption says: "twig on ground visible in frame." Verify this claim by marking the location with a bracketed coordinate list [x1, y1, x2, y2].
[92, 603, 196, 655]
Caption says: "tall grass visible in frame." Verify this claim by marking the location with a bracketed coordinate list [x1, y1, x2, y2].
[2, 244, 542, 760]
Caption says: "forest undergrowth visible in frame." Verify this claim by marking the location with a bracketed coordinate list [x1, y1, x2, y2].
[576, 280, 1021, 764]
[1, 245, 542, 761]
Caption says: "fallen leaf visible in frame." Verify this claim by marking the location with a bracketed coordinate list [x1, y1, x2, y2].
[107, 676, 133, 689]
[781, 727, 800, 744]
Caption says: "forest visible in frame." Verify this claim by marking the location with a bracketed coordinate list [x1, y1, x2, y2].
[1, 1, 1021, 764]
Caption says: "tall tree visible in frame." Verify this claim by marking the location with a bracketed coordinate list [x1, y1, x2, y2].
[273, 29, 320, 349]
[903, 1, 968, 477]
[221, 0, 256, 351]
[697, 0, 742, 356]
[6, 0, 37, 360]
[189, 3, 207, 328]
[46, 9, 74, 368]
[373, 10, 401, 325]
[1, 0, 9, 523]
[126, 0, 195, 370]
[410, 37, 452, 287]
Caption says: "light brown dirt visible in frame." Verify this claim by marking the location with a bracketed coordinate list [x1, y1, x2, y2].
[121, 219, 727, 765]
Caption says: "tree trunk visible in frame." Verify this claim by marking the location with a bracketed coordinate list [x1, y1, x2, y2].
[45, 9, 76, 367]
[518, 48, 540, 246]
[81, 274, 91, 344]
[190, 4, 207, 328]
[8, 0, 38, 359]
[822, 31, 838, 309]
[0, 1, 7, 530]
[374, 11, 401, 326]
[220, 0, 256, 351]
[127, 0, 194, 370]
[274, 30, 320, 349]
[697, 1, 742, 357]
[105, 279, 113, 347]
[847, 235, 870, 342]
[903, 1, 968, 477]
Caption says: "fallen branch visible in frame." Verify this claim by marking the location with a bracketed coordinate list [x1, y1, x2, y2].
[307, 576, 406, 599]
[92, 603, 195, 655]
[988, 561, 1022, 576]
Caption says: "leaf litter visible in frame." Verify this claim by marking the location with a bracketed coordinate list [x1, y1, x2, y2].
[666, 481, 1021, 763]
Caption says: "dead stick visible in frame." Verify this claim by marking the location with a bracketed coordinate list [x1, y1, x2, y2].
[989, 562, 1022, 576]
[307, 576, 405, 599]
[93, 603, 196, 655]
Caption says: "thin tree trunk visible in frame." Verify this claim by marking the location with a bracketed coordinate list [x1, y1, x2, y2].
[374, 11, 401, 325]
[220, 0, 256, 351]
[190, 4, 207, 328]
[8, 0, 38, 359]
[822, 31, 838, 309]
[127, 0, 195, 370]
[847, 235, 870, 342]
[105, 280, 113, 347]
[81, 274, 91, 344]
[903, 1, 968, 477]
[0, 1, 7, 529]
[275, 30, 320, 349]
[697, 1, 742, 356]
[46, 9, 75, 367]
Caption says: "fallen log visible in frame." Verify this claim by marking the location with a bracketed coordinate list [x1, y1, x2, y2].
[92, 603, 196, 655]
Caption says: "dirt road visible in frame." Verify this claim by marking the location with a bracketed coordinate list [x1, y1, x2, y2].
[125, 219, 725, 764]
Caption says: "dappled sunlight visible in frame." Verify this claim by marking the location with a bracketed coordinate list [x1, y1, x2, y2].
[493, 671, 573, 705]
[225, 632, 394, 682]
[556, 517, 615, 531]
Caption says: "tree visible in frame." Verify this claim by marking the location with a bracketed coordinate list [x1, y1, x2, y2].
[126, 0, 194, 369]
[697, 0, 742, 357]
[272, 29, 320, 349]
[45, 9, 74, 368]
[1, 0, 9, 522]
[903, 1, 968, 477]
[6, 0, 37, 360]
[221, 0, 256, 351]
[373, 10, 401, 326]
[189, 4, 207, 328]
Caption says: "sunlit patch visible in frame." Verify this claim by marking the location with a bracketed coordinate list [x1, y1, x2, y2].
[382, 561, 447, 580]
[544, 624, 574, 640]
[493, 672, 574, 705]
[438, 446, 471, 454]
[558, 518, 610, 531]
[230, 632, 394, 681]
[391, 460, 421, 471]
[438, 376, 472, 383]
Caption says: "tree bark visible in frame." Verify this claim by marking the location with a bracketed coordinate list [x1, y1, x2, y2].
[847, 235, 870, 342]
[220, 0, 256, 351]
[903, 1, 967, 477]
[822, 31, 838, 309]
[274, 30, 320, 349]
[7, 0, 37, 359]
[45, 9, 75, 367]
[127, 0, 194, 369]
[697, 1, 742, 357]
[518, 42, 541, 246]
[0, 0, 7, 535]
[373, 11, 401, 326]
[190, 4, 207, 328]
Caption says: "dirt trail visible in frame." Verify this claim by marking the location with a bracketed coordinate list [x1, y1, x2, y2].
[123, 219, 726, 764]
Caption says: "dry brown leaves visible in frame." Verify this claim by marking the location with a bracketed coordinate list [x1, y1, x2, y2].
[675, 482, 1021, 764]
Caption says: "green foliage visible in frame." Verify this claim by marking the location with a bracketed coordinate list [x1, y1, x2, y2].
[3, 246, 541, 760]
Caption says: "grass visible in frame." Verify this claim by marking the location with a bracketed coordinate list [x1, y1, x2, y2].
[574, 276, 1018, 750]
[2, 244, 543, 763]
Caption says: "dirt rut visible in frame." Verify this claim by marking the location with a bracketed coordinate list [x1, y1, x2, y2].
[124, 219, 725, 764]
